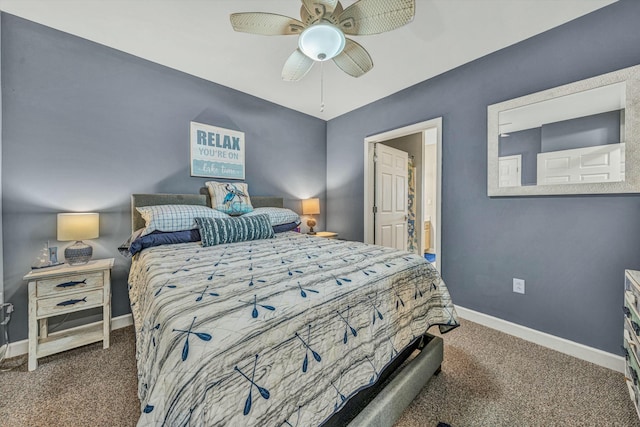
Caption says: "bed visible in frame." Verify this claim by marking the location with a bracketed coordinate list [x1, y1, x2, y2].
[127, 193, 459, 426]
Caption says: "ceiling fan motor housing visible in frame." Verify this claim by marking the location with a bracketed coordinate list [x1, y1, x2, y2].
[298, 23, 346, 61]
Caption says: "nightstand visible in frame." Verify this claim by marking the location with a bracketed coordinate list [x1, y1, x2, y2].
[314, 231, 338, 239]
[23, 258, 114, 371]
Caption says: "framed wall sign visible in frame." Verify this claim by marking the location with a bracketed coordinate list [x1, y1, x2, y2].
[190, 122, 245, 180]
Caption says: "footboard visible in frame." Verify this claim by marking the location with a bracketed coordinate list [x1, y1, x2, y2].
[324, 333, 444, 427]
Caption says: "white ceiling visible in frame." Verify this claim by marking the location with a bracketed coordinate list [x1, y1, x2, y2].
[0, 0, 617, 120]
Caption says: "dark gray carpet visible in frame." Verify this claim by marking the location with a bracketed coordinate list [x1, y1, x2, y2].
[0, 319, 636, 426]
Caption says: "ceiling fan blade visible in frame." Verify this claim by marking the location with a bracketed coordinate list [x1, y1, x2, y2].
[300, 5, 312, 23]
[332, 38, 373, 78]
[333, 2, 344, 18]
[230, 13, 305, 35]
[282, 49, 315, 81]
[302, 0, 340, 17]
[338, 0, 415, 35]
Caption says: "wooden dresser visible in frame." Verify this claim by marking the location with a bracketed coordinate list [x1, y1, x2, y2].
[623, 269, 640, 419]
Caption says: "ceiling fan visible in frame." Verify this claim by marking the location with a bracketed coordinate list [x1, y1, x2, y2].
[230, 0, 416, 82]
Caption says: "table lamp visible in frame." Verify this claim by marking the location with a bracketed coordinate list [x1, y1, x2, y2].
[57, 213, 99, 265]
[302, 198, 320, 235]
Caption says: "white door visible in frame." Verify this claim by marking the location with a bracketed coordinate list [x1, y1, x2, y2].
[375, 144, 408, 251]
[498, 155, 521, 187]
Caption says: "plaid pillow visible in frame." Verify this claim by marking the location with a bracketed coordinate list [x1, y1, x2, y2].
[137, 205, 229, 236]
[195, 214, 274, 247]
[243, 207, 300, 226]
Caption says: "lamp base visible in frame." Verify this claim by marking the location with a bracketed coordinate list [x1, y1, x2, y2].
[307, 218, 317, 235]
[64, 241, 93, 265]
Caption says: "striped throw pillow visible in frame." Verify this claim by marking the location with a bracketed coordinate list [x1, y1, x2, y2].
[195, 214, 274, 247]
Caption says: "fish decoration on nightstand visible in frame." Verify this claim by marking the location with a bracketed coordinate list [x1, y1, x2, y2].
[56, 297, 87, 307]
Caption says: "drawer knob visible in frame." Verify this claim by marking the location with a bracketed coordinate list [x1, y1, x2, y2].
[56, 279, 87, 289]
[56, 297, 87, 307]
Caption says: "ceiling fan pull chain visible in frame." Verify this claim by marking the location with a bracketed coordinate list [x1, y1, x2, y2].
[320, 61, 325, 112]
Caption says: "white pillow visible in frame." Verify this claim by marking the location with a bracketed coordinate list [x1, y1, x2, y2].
[136, 204, 229, 236]
[244, 207, 300, 226]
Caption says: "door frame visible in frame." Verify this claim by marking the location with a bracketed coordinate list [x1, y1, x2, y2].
[363, 117, 443, 271]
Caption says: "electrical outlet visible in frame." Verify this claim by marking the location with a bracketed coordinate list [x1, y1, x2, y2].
[513, 278, 525, 294]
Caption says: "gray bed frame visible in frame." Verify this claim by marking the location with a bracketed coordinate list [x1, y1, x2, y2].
[130, 192, 444, 427]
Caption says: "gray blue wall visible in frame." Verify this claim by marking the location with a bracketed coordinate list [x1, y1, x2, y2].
[1, 14, 326, 342]
[541, 110, 621, 152]
[326, 0, 640, 354]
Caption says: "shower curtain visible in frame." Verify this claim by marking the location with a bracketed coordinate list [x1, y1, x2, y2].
[407, 158, 418, 253]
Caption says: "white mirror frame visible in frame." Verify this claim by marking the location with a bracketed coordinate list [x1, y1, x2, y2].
[488, 64, 640, 196]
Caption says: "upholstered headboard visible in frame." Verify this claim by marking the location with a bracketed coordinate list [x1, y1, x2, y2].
[251, 197, 284, 208]
[131, 192, 285, 232]
[196, 187, 283, 209]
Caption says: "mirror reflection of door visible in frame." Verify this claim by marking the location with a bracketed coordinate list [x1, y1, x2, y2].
[497, 81, 626, 188]
[498, 155, 521, 187]
[537, 143, 623, 185]
[374, 144, 408, 251]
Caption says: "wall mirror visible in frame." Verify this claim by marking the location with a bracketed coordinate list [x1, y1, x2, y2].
[487, 64, 640, 196]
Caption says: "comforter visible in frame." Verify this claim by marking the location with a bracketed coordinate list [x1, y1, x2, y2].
[128, 232, 458, 426]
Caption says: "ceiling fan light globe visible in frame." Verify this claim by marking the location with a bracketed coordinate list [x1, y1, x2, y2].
[298, 23, 345, 61]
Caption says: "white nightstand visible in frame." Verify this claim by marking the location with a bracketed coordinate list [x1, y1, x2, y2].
[23, 258, 114, 371]
[314, 231, 338, 239]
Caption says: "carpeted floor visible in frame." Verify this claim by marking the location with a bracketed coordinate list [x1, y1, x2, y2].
[0, 319, 637, 427]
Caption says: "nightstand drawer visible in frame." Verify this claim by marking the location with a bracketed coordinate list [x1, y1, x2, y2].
[36, 288, 104, 317]
[36, 272, 103, 297]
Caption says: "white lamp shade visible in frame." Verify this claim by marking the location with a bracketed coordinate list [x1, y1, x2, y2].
[57, 213, 99, 241]
[298, 23, 345, 61]
[302, 198, 320, 215]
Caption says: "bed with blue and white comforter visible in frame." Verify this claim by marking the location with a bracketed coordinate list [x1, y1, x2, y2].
[128, 231, 458, 426]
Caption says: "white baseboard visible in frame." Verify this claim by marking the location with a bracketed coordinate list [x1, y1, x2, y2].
[5, 313, 133, 359]
[6, 308, 623, 373]
[455, 305, 625, 373]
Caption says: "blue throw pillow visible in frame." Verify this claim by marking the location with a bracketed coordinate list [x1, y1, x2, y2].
[272, 221, 300, 233]
[195, 214, 274, 247]
[128, 229, 201, 256]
